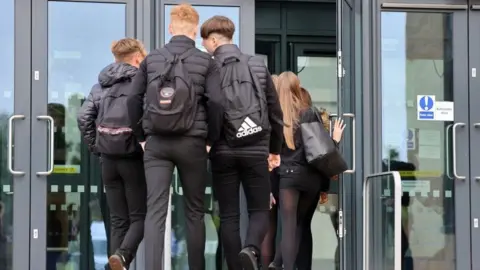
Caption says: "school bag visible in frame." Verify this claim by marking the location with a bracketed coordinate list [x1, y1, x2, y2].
[95, 83, 137, 156]
[144, 47, 197, 135]
[219, 54, 270, 146]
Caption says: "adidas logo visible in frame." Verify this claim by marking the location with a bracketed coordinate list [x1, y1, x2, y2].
[236, 117, 263, 138]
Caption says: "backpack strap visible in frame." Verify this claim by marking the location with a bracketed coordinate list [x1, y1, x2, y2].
[147, 48, 176, 84]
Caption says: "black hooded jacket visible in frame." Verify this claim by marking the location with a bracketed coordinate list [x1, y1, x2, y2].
[77, 62, 138, 154]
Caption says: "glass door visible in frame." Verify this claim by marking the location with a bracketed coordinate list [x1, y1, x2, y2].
[30, 0, 132, 269]
[379, 6, 470, 270]
[158, 1, 254, 269]
[289, 42, 349, 270]
[1, 0, 33, 269]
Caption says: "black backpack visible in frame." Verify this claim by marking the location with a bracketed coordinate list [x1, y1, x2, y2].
[220, 55, 270, 146]
[145, 48, 197, 135]
[95, 83, 137, 156]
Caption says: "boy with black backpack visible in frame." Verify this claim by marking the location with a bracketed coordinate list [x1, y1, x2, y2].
[200, 16, 284, 270]
[77, 38, 147, 270]
[127, 4, 223, 270]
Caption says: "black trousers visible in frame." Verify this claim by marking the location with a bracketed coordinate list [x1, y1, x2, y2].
[143, 136, 207, 270]
[101, 156, 147, 265]
[211, 155, 271, 270]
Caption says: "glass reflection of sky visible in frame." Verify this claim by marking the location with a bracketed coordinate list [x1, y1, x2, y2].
[381, 12, 408, 161]
[0, 0, 14, 116]
[48, 2, 126, 105]
[164, 5, 240, 51]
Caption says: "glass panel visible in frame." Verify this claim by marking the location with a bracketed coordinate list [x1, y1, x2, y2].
[365, 173, 399, 270]
[47, 2, 125, 270]
[164, 5, 240, 52]
[381, 12, 454, 270]
[0, 0, 14, 268]
[297, 56, 339, 270]
[163, 5, 240, 269]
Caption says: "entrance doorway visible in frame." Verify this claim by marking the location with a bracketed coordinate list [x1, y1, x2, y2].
[379, 3, 480, 270]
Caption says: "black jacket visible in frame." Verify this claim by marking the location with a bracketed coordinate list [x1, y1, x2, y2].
[77, 62, 138, 154]
[210, 44, 284, 158]
[278, 108, 332, 192]
[128, 35, 223, 143]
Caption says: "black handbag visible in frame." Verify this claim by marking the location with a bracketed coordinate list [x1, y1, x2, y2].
[300, 108, 348, 177]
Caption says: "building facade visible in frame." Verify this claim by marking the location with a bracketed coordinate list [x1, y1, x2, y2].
[0, 0, 476, 269]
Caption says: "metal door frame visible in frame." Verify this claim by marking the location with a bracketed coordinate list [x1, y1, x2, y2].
[29, 0, 135, 269]
[468, 5, 480, 269]
[372, 3, 471, 270]
[9, 0, 34, 269]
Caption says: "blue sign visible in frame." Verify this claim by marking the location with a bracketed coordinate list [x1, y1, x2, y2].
[417, 95, 435, 120]
[407, 128, 415, 150]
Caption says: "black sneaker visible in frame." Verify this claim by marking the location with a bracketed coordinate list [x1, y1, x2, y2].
[108, 251, 127, 270]
[239, 247, 259, 270]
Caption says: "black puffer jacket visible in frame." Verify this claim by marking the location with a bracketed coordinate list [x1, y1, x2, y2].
[128, 35, 222, 142]
[77, 63, 137, 154]
[210, 44, 284, 158]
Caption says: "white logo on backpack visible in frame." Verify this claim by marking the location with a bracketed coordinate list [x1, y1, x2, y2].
[236, 117, 263, 138]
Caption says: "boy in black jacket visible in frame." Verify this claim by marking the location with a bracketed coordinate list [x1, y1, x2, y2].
[200, 15, 283, 270]
[77, 38, 147, 270]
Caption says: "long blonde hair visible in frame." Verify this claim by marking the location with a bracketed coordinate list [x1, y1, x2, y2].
[276, 72, 310, 150]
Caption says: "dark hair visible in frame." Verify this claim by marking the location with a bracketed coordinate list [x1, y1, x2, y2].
[200, 15, 235, 39]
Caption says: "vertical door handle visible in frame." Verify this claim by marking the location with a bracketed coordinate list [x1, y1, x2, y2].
[452, 122, 466, 180]
[329, 113, 355, 173]
[343, 113, 356, 174]
[8, 115, 26, 175]
[36, 115, 55, 176]
[473, 123, 480, 180]
[445, 124, 454, 179]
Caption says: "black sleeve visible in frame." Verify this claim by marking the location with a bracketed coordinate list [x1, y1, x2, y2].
[204, 58, 224, 146]
[77, 86, 99, 153]
[264, 69, 283, 154]
[128, 59, 148, 142]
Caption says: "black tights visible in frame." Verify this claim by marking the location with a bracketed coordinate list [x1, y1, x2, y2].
[273, 188, 318, 270]
[260, 204, 278, 267]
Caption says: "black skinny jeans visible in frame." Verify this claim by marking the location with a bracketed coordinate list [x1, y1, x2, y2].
[143, 136, 207, 270]
[211, 155, 271, 270]
[101, 156, 147, 265]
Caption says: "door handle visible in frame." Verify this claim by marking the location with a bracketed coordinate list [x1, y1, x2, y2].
[473, 123, 480, 180]
[343, 113, 356, 174]
[8, 115, 26, 175]
[329, 113, 356, 173]
[445, 124, 454, 179]
[452, 123, 466, 180]
[36, 115, 55, 176]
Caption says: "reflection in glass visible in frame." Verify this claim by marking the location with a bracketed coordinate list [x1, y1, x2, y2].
[164, 5, 240, 52]
[297, 56, 339, 269]
[163, 5, 240, 269]
[382, 12, 454, 270]
[0, 0, 14, 268]
[47, 2, 125, 269]
[365, 174, 399, 270]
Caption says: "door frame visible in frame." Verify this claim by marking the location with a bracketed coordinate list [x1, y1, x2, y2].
[468, 6, 480, 269]
[11, 0, 34, 269]
[29, 0, 135, 268]
[374, 3, 471, 270]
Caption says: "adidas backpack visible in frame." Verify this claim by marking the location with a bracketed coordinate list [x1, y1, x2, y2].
[144, 48, 197, 135]
[219, 55, 270, 147]
[95, 83, 137, 156]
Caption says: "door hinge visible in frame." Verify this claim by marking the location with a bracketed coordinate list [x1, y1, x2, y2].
[338, 209, 345, 238]
[33, 229, 38, 239]
[474, 218, 478, 228]
[337, 50, 344, 78]
[34, 71, 40, 81]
